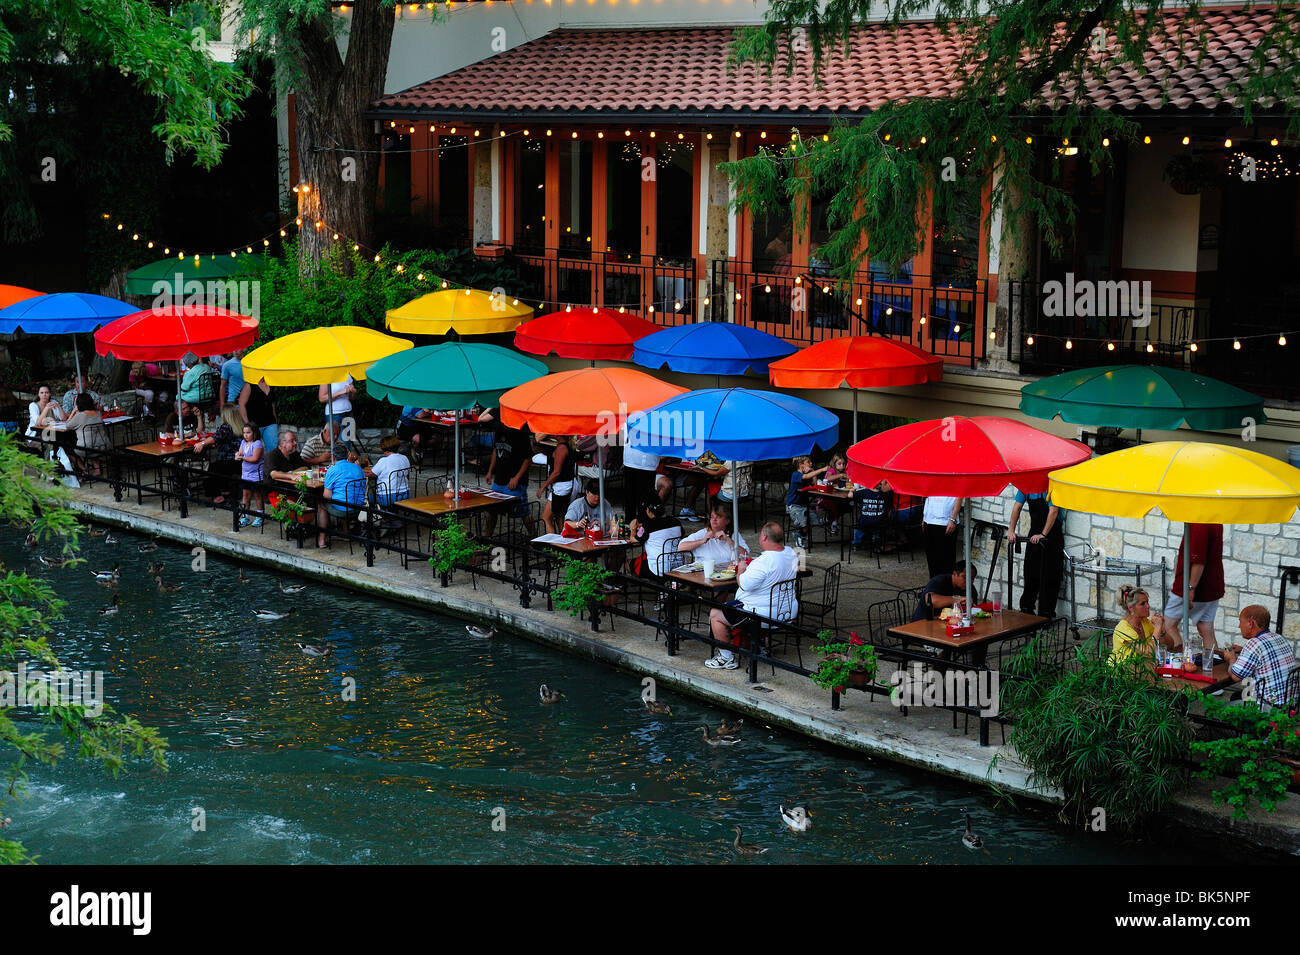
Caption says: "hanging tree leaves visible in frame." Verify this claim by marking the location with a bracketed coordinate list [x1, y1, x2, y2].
[723, 0, 1300, 277]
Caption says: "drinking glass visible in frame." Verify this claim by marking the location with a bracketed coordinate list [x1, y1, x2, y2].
[991, 590, 1003, 616]
[701, 559, 716, 578]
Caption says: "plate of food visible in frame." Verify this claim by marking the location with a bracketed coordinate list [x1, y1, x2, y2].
[678, 562, 703, 574]
[709, 569, 737, 581]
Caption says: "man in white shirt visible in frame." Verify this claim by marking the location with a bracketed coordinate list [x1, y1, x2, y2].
[706, 522, 799, 670]
[677, 503, 749, 564]
[922, 495, 964, 579]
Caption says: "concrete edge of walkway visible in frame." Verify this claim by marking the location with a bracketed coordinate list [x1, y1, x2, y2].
[65, 497, 1300, 856]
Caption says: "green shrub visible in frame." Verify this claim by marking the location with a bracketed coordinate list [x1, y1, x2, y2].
[1192, 699, 1300, 820]
[998, 631, 1192, 833]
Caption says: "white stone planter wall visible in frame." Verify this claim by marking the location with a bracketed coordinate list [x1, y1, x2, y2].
[966, 491, 1300, 645]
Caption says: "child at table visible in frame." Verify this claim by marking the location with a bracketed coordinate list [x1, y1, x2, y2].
[236, 424, 265, 527]
[786, 455, 830, 548]
[814, 452, 851, 532]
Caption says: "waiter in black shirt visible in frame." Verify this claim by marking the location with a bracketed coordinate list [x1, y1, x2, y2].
[484, 409, 534, 536]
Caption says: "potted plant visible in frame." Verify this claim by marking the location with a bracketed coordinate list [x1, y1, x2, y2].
[810, 630, 879, 692]
[267, 473, 312, 531]
[1191, 699, 1300, 819]
[551, 555, 612, 626]
[428, 513, 484, 587]
[1162, 154, 1220, 195]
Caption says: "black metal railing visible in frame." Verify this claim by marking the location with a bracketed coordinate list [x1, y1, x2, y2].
[507, 248, 697, 318]
[709, 260, 987, 367]
[1007, 279, 1299, 397]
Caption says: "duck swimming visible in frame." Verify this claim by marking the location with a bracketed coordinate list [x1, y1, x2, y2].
[92, 565, 121, 582]
[296, 643, 333, 658]
[699, 725, 741, 747]
[780, 805, 811, 832]
[644, 698, 672, 716]
[99, 595, 122, 616]
[154, 576, 182, 594]
[253, 608, 295, 621]
[539, 684, 565, 704]
[732, 826, 767, 856]
[279, 580, 307, 595]
[962, 812, 983, 850]
[465, 625, 496, 639]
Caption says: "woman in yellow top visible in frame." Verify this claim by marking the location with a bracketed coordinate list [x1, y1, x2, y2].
[1111, 584, 1163, 667]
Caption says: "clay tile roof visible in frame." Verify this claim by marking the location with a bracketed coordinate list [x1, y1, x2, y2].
[370, 7, 1292, 120]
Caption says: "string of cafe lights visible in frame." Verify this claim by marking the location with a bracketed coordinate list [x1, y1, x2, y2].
[1018, 328, 1300, 352]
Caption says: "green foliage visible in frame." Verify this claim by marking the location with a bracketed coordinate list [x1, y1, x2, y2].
[267, 473, 312, 529]
[999, 630, 1192, 833]
[1162, 153, 1222, 194]
[0, 432, 168, 864]
[428, 514, 484, 578]
[809, 629, 879, 691]
[1192, 699, 1300, 820]
[551, 556, 612, 618]
[723, 0, 1300, 276]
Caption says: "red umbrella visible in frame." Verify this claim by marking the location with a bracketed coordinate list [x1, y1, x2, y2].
[769, 336, 943, 443]
[95, 305, 259, 428]
[514, 307, 660, 362]
[847, 416, 1091, 613]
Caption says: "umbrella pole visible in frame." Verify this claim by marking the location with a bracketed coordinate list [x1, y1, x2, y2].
[72, 334, 82, 389]
[1183, 523, 1191, 652]
[175, 365, 183, 434]
[853, 390, 859, 445]
[597, 442, 606, 530]
[733, 489, 741, 563]
[454, 417, 461, 498]
[964, 500, 972, 618]
[328, 403, 336, 464]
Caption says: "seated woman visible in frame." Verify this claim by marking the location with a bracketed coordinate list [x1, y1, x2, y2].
[191, 405, 244, 504]
[628, 501, 683, 578]
[26, 384, 65, 443]
[677, 502, 749, 565]
[1111, 584, 1162, 669]
[371, 434, 411, 505]
[64, 392, 110, 476]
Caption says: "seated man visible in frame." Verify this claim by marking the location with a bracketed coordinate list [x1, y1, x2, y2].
[265, 430, 305, 482]
[851, 480, 893, 549]
[396, 406, 438, 460]
[912, 563, 972, 622]
[301, 422, 341, 465]
[162, 401, 203, 435]
[1223, 604, 1297, 707]
[706, 522, 799, 670]
[677, 502, 749, 565]
[562, 479, 615, 536]
[316, 443, 366, 548]
[61, 374, 101, 416]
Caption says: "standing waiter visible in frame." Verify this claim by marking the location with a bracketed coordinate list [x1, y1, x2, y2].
[1007, 489, 1064, 618]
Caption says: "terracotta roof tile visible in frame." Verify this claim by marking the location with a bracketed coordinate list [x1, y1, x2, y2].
[371, 8, 1292, 120]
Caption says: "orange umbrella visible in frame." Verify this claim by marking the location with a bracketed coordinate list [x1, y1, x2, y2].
[0, 285, 40, 309]
[499, 367, 688, 515]
[769, 336, 942, 443]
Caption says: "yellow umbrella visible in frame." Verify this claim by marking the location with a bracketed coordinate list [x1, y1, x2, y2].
[1050, 441, 1300, 653]
[386, 288, 533, 336]
[242, 325, 413, 460]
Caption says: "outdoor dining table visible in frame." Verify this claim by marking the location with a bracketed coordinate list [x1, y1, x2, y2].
[125, 438, 200, 516]
[886, 610, 1049, 667]
[662, 460, 728, 514]
[1156, 660, 1234, 694]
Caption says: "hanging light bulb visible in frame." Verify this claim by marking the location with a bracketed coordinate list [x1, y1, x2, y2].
[822, 285, 830, 294]
[1102, 138, 1109, 147]
[1271, 138, 1280, 147]
[1182, 136, 1190, 146]
[1026, 335, 1034, 345]
[648, 304, 654, 313]
[1107, 341, 1115, 351]
[1224, 138, 1233, 148]
[1233, 339, 1241, 350]
[919, 316, 927, 326]
[1146, 342, 1154, 353]
[1065, 339, 1073, 349]
[734, 292, 741, 301]
[1189, 341, 1198, 352]
[855, 298, 862, 306]
[702, 297, 710, 306]
[674, 301, 682, 311]
[885, 306, 893, 315]
[764, 284, 771, 293]
[1280, 335, 1288, 346]
[988, 329, 997, 341]
[1143, 135, 1151, 144]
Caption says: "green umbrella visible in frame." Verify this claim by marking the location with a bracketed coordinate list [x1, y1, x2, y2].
[366, 342, 549, 496]
[124, 253, 266, 297]
[1020, 365, 1267, 432]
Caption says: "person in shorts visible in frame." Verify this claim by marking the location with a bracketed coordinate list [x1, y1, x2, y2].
[1160, 523, 1224, 656]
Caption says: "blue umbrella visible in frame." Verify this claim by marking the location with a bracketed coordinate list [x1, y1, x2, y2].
[0, 292, 137, 383]
[628, 388, 838, 558]
[632, 324, 797, 383]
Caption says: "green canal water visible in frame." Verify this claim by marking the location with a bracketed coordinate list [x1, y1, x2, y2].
[4, 527, 1216, 864]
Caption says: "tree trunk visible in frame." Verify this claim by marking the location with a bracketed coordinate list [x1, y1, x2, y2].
[292, 3, 395, 274]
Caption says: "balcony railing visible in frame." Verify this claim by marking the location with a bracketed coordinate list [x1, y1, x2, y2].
[709, 260, 987, 367]
[508, 248, 697, 319]
[1007, 280, 1296, 399]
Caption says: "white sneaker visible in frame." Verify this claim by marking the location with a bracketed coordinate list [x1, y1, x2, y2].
[705, 655, 738, 670]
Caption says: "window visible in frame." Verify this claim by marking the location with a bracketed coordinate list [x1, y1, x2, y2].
[514, 138, 546, 255]
[606, 140, 642, 260]
[558, 139, 592, 258]
[381, 133, 411, 217]
[438, 135, 469, 236]
[655, 139, 695, 264]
